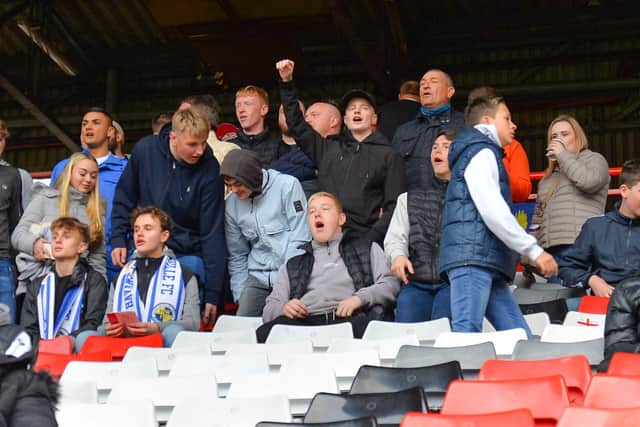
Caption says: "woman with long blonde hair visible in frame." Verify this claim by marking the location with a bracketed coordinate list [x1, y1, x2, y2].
[531, 114, 609, 278]
[12, 152, 106, 280]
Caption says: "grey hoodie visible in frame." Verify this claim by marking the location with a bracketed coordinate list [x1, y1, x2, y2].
[263, 232, 400, 322]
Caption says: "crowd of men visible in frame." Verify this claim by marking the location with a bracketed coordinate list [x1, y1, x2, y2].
[0, 58, 639, 358]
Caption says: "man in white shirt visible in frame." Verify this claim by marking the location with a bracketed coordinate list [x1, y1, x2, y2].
[438, 96, 557, 335]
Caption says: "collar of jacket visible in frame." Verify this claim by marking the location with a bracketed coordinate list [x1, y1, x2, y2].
[416, 105, 454, 124]
[610, 204, 640, 226]
[237, 127, 273, 144]
[311, 231, 344, 250]
[343, 129, 390, 147]
[68, 186, 90, 203]
[131, 245, 177, 261]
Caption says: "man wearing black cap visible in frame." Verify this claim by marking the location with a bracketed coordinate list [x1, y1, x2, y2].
[221, 149, 310, 316]
[276, 59, 406, 245]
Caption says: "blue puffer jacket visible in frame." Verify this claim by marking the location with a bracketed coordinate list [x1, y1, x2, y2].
[110, 125, 226, 304]
[439, 128, 519, 280]
[225, 168, 310, 302]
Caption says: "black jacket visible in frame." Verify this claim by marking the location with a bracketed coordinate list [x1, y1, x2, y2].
[558, 208, 640, 288]
[280, 80, 407, 244]
[603, 276, 640, 369]
[377, 99, 421, 141]
[392, 109, 466, 191]
[230, 127, 290, 167]
[21, 259, 108, 342]
[407, 179, 448, 284]
[0, 323, 58, 427]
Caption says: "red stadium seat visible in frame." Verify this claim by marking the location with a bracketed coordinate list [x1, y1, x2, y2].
[478, 356, 592, 404]
[34, 353, 75, 380]
[400, 409, 535, 427]
[584, 375, 640, 408]
[606, 352, 640, 376]
[557, 407, 640, 427]
[38, 336, 73, 355]
[577, 296, 610, 314]
[441, 376, 570, 427]
[78, 333, 163, 360]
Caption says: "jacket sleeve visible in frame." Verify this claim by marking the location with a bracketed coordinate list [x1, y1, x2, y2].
[557, 220, 596, 287]
[557, 150, 610, 194]
[19, 168, 34, 212]
[504, 141, 532, 203]
[72, 271, 108, 336]
[199, 175, 226, 305]
[262, 264, 291, 322]
[367, 151, 407, 244]
[282, 179, 311, 263]
[604, 285, 640, 360]
[163, 274, 200, 331]
[110, 146, 141, 250]
[383, 193, 410, 264]
[87, 238, 107, 281]
[355, 243, 400, 309]
[226, 204, 250, 303]
[48, 158, 68, 188]
[8, 169, 22, 233]
[279, 79, 331, 163]
[11, 193, 45, 255]
[20, 279, 41, 342]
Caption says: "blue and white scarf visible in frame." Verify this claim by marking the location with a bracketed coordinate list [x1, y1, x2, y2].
[113, 256, 184, 323]
[37, 272, 85, 339]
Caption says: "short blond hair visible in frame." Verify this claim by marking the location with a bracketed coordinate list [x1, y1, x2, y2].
[235, 85, 269, 105]
[172, 107, 210, 136]
[308, 191, 343, 213]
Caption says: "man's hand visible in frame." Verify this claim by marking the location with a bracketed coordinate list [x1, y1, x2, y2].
[336, 296, 362, 318]
[202, 303, 217, 327]
[104, 322, 126, 337]
[126, 322, 160, 336]
[111, 247, 128, 267]
[276, 59, 295, 82]
[534, 251, 558, 277]
[588, 275, 615, 297]
[283, 299, 308, 319]
[391, 256, 414, 284]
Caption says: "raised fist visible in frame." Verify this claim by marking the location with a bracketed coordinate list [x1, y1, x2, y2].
[276, 59, 295, 82]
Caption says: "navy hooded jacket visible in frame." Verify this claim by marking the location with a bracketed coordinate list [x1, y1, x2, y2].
[110, 124, 226, 304]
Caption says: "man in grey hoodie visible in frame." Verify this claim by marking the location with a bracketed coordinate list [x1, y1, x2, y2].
[257, 192, 400, 343]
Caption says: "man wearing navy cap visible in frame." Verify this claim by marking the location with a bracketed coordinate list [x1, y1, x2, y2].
[276, 59, 406, 244]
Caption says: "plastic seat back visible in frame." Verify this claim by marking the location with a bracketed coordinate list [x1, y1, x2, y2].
[563, 311, 606, 332]
[350, 362, 462, 410]
[363, 319, 451, 343]
[213, 314, 263, 332]
[607, 352, 640, 376]
[304, 387, 428, 425]
[56, 401, 156, 427]
[558, 407, 640, 427]
[267, 323, 354, 348]
[512, 338, 604, 366]
[394, 342, 496, 379]
[442, 376, 570, 427]
[577, 295, 610, 314]
[541, 324, 603, 343]
[79, 333, 163, 360]
[400, 409, 535, 427]
[478, 356, 592, 405]
[584, 375, 640, 408]
[39, 336, 73, 354]
[257, 417, 378, 427]
[434, 329, 527, 355]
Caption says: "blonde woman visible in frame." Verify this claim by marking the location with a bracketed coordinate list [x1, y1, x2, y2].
[12, 152, 106, 279]
[532, 115, 610, 274]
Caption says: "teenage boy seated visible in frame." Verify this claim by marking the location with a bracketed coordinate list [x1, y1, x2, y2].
[89, 206, 200, 348]
[558, 158, 640, 296]
[21, 217, 107, 352]
[257, 192, 400, 343]
[384, 130, 456, 322]
[438, 97, 558, 335]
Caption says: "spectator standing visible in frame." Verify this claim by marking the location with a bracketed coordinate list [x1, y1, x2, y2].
[439, 97, 557, 335]
[110, 108, 225, 326]
[0, 119, 32, 211]
[377, 80, 421, 141]
[277, 59, 406, 245]
[222, 149, 310, 316]
[392, 69, 466, 191]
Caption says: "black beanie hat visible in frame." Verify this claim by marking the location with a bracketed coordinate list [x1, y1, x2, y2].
[220, 149, 263, 194]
